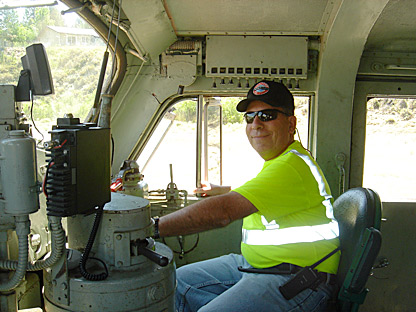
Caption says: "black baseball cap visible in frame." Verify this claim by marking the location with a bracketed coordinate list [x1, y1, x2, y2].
[236, 80, 294, 115]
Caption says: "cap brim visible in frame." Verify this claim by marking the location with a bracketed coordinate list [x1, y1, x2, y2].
[236, 99, 253, 112]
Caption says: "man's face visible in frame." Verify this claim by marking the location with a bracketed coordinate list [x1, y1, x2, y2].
[245, 100, 297, 161]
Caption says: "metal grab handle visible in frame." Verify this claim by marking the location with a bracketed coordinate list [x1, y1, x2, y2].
[335, 153, 346, 196]
[135, 239, 169, 267]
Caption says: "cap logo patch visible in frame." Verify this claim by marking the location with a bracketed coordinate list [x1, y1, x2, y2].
[253, 82, 269, 95]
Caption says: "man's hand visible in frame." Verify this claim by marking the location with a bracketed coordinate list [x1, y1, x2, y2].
[194, 182, 231, 196]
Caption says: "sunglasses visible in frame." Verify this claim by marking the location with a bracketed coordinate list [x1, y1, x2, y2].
[244, 109, 290, 124]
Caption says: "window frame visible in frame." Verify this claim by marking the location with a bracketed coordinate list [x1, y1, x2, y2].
[134, 93, 311, 193]
[351, 80, 416, 202]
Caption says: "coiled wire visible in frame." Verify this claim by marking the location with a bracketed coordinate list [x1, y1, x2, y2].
[79, 206, 108, 281]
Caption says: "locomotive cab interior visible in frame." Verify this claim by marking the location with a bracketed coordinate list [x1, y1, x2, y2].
[0, 0, 415, 311]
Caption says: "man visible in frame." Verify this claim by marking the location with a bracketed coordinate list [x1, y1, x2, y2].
[156, 80, 340, 312]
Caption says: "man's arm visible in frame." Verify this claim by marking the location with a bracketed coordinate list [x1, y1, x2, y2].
[158, 191, 257, 237]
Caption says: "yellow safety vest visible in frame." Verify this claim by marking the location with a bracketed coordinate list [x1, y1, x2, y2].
[233, 141, 340, 274]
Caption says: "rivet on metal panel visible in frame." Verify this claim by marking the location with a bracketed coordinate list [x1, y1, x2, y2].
[61, 282, 67, 290]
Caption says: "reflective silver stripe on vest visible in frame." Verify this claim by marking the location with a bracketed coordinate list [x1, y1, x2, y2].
[242, 149, 339, 246]
[242, 220, 339, 245]
[288, 149, 335, 220]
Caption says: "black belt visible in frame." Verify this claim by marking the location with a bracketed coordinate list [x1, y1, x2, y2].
[238, 263, 337, 285]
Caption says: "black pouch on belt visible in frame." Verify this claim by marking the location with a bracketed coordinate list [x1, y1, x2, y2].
[279, 247, 340, 300]
[278, 266, 321, 300]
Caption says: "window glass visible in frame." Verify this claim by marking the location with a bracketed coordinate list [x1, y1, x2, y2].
[203, 99, 222, 185]
[137, 100, 198, 193]
[0, 3, 110, 143]
[137, 96, 310, 194]
[222, 96, 309, 189]
[363, 98, 416, 201]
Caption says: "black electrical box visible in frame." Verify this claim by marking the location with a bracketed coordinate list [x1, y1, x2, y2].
[45, 120, 110, 216]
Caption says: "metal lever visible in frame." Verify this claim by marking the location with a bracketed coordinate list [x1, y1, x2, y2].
[135, 239, 169, 267]
[335, 152, 346, 196]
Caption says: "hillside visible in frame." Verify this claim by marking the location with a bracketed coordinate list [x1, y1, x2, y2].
[0, 46, 109, 135]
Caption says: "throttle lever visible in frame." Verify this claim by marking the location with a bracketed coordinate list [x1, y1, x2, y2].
[134, 238, 169, 267]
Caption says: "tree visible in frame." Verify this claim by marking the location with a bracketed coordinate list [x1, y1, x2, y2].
[0, 9, 20, 46]
[49, 7, 65, 27]
[0, 7, 54, 47]
[22, 7, 51, 42]
[74, 16, 89, 29]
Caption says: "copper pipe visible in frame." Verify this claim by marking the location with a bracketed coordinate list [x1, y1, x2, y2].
[162, 0, 178, 36]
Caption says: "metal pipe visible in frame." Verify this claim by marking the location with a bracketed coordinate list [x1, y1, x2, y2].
[203, 100, 223, 184]
[109, 19, 148, 63]
[196, 95, 203, 189]
[220, 108, 223, 185]
[0, 0, 57, 9]
[98, 94, 114, 128]
[93, 51, 109, 109]
[126, 48, 147, 62]
[385, 64, 416, 70]
[162, 0, 178, 36]
[203, 104, 208, 182]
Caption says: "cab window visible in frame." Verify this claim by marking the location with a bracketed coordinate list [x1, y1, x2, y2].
[363, 97, 416, 201]
[0, 3, 110, 142]
[137, 96, 310, 194]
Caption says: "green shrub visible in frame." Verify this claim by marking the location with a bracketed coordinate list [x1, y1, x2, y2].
[173, 97, 244, 124]
[222, 97, 244, 124]
[0, 46, 109, 123]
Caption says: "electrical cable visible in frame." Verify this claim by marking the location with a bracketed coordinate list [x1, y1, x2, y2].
[105, 0, 117, 53]
[106, 0, 122, 94]
[43, 139, 67, 197]
[0, 217, 29, 291]
[296, 127, 313, 157]
[111, 134, 115, 167]
[42, 159, 54, 198]
[0, 216, 66, 272]
[87, 257, 109, 276]
[51, 139, 67, 149]
[29, 96, 44, 146]
[162, 234, 200, 258]
[79, 206, 108, 281]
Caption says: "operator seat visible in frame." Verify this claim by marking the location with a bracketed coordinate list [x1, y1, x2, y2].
[333, 187, 382, 312]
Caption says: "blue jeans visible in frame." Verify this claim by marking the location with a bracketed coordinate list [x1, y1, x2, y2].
[175, 254, 336, 312]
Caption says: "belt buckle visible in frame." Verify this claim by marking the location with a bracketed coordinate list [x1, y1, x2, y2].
[277, 263, 296, 274]
[288, 263, 298, 274]
[325, 272, 331, 284]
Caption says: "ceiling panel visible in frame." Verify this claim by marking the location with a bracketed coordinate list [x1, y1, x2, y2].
[365, 0, 416, 52]
[165, 0, 329, 36]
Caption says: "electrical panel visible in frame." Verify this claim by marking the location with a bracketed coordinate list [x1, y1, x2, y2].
[205, 36, 308, 80]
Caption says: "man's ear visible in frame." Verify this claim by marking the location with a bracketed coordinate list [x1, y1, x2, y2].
[288, 116, 297, 134]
